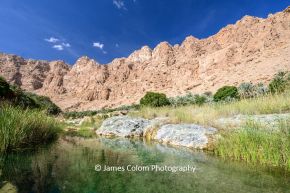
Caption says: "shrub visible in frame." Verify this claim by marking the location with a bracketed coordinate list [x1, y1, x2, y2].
[213, 86, 239, 102]
[63, 104, 140, 119]
[0, 77, 61, 115]
[269, 71, 289, 94]
[169, 93, 195, 107]
[194, 94, 207, 106]
[26, 93, 61, 115]
[10, 86, 40, 109]
[168, 93, 211, 107]
[140, 92, 170, 107]
[0, 76, 14, 98]
[203, 92, 214, 103]
[238, 82, 255, 99]
[238, 82, 269, 99]
[255, 83, 269, 96]
[10, 91, 61, 115]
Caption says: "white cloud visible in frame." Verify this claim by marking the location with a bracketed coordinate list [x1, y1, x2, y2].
[93, 42, 107, 54]
[113, 0, 126, 10]
[52, 45, 64, 51]
[45, 37, 59, 43]
[93, 42, 104, 49]
[45, 36, 71, 51]
[62, 43, 71, 47]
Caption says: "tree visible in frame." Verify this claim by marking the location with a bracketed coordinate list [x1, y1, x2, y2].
[140, 92, 170, 107]
[213, 86, 239, 102]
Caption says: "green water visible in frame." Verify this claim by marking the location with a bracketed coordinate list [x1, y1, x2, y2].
[0, 137, 289, 193]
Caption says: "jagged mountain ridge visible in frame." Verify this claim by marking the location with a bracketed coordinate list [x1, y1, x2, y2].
[1, 6, 290, 111]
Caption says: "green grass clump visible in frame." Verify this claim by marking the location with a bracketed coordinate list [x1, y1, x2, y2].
[215, 120, 290, 171]
[64, 116, 104, 138]
[78, 128, 95, 138]
[0, 105, 62, 153]
[79, 116, 104, 130]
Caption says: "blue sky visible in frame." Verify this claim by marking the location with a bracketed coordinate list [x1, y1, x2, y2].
[0, 0, 289, 64]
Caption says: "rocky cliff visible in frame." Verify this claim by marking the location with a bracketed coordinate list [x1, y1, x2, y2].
[1, 7, 290, 111]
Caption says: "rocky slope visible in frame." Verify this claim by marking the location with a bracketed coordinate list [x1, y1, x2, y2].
[1, 7, 290, 111]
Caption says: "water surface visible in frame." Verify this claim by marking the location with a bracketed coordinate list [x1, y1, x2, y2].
[0, 137, 289, 193]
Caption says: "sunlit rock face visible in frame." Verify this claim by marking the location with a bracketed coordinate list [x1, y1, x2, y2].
[1, 7, 290, 111]
[96, 116, 217, 149]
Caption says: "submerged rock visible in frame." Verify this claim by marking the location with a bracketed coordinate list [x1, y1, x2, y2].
[0, 182, 18, 193]
[154, 124, 217, 149]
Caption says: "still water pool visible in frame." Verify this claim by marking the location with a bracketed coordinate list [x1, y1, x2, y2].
[0, 137, 289, 193]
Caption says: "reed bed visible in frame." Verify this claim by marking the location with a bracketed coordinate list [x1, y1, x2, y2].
[0, 105, 61, 153]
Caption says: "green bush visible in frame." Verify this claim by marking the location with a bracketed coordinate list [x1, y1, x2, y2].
[269, 71, 289, 94]
[194, 94, 207, 106]
[26, 93, 61, 115]
[140, 92, 170, 107]
[213, 86, 239, 102]
[11, 91, 61, 115]
[10, 86, 40, 109]
[0, 77, 61, 115]
[0, 76, 14, 98]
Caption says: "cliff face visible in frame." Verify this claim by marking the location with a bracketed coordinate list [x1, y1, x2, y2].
[1, 7, 290, 111]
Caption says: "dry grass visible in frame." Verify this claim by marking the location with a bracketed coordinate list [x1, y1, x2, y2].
[130, 91, 290, 127]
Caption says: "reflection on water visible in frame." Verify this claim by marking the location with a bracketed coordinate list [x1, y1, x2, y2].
[0, 137, 289, 193]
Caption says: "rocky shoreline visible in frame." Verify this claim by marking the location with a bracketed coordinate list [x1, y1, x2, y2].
[96, 116, 218, 149]
[92, 112, 290, 150]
